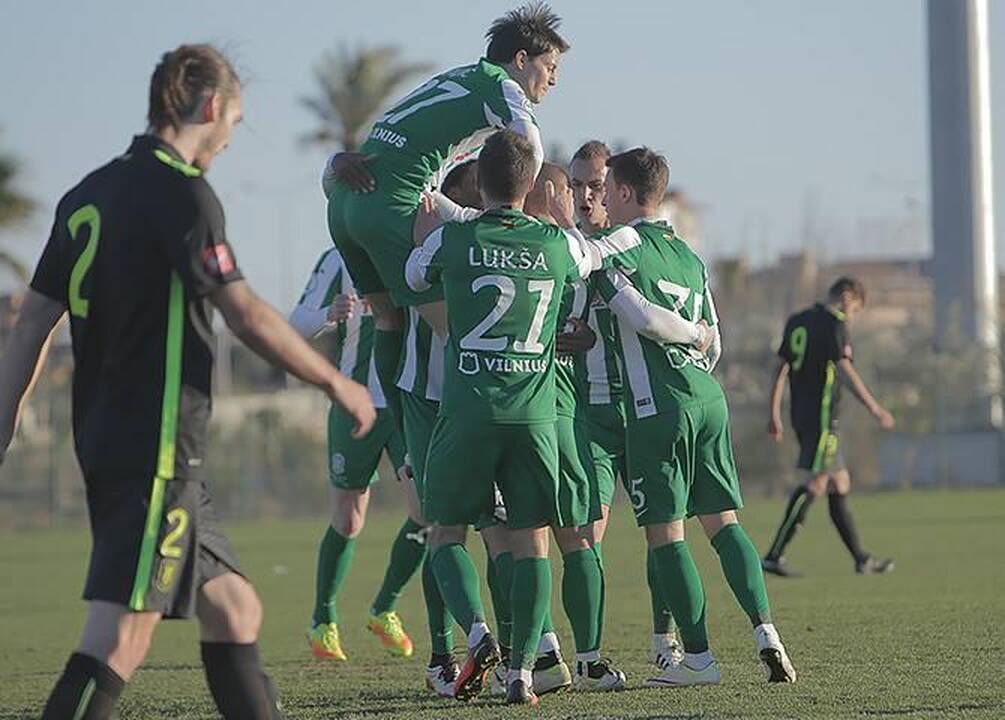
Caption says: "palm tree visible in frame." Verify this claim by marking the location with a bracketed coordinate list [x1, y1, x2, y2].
[300, 45, 433, 151]
[0, 138, 35, 283]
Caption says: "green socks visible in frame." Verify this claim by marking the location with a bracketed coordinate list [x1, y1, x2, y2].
[371, 519, 427, 615]
[421, 554, 454, 655]
[561, 547, 604, 655]
[711, 523, 772, 626]
[651, 541, 709, 653]
[431, 543, 485, 634]
[373, 328, 404, 430]
[312, 526, 356, 626]
[487, 552, 514, 648]
[511, 557, 552, 671]
[647, 548, 674, 634]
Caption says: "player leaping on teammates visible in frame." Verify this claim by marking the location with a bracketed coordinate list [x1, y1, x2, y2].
[404, 131, 598, 706]
[593, 147, 797, 686]
[289, 248, 426, 663]
[762, 278, 896, 577]
[569, 140, 683, 670]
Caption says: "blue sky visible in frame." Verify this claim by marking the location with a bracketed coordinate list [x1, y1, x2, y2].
[1, 0, 1003, 308]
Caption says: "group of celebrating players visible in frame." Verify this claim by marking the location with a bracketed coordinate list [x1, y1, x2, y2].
[0, 2, 898, 718]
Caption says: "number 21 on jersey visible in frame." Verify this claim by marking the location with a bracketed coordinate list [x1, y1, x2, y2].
[460, 274, 554, 354]
[67, 204, 101, 319]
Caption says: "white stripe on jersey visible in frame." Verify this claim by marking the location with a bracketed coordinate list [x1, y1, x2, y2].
[397, 308, 420, 392]
[617, 315, 657, 419]
[367, 353, 386, 407]
[339, 304, 362, 378]
[405, 227, 445, 292]
[427, 324, 445, 402]
[586, 300, 612, 405]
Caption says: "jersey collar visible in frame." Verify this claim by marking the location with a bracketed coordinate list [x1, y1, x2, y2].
[129, 135, 202, 177]
[628, 215, 673, 229]
[819, 303, 847, 322]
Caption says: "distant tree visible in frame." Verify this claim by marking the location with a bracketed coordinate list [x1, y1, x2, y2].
[300, 45, 433, 151]
[0, 136, 35, 283]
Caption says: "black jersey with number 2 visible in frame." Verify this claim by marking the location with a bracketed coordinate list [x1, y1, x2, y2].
[777, 303, 852, 435]
[30, 135, 242, 484]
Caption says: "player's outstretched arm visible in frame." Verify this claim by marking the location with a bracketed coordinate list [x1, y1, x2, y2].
[604, 269, 710, 348]
[837, 358, 895, 429]
[211, 280, 376, 437]
[0, 290, 65, 462]
[767, 358, 789, 442]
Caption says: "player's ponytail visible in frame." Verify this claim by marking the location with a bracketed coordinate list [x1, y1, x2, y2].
[148, 44, 240, 131]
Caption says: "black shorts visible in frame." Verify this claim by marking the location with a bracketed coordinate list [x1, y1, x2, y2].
[795, 427, 845, 474]
[83, 477, 243, 619]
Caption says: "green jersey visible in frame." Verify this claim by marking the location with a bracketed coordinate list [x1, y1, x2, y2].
[406, 209, 591, 424]
[360, 58, 543, 195]
[289, 248, 386, 407]
[555, 280, 590, 417]
[594, 219, 719, 420]
[396, 306, 444, 403]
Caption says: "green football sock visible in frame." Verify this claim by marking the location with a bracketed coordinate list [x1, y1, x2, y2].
[371, 518, 426, 615]
[431, 543, 484, 634]
[487, 552, 514, 648]
[594, 543, 606, 647]
[711, 523, 773, 626]
[373, 328, 404, 430]
[652, 541, 709, 653]
[421, 554, 454, 656]
[562, 548, 604, 654]
[510, 557, 552, 670]
[542, 605, 555, 635]
[647, 548, 674, 634]
[312, 526, 355, 626]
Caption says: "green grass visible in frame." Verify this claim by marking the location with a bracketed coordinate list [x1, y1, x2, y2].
[1, 489, 1004, 719]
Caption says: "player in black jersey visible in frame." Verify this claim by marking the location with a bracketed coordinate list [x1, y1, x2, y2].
[0, 45, 375, 720]
[763, 278, 895, 577]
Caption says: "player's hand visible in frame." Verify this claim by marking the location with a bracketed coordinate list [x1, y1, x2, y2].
[695, 320, 714, 354]
[767, 415, 784, 442]
[556, 317, 596, 354]
[412, 192, 443, 245]
[545, 179, 576, 229]
[396, 463, 414, 484]
[874, 406, 895, 430]
[329, 152, 377, 193]
[326, 292, 358, 324]
[327, 374, 377, 438]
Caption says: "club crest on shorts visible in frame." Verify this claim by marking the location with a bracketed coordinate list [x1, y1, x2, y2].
[330, 452, 347, 477]
[155, 558, 180, 592]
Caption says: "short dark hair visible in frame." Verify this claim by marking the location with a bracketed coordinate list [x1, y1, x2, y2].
[486, 2, 569, 64]
[478, 130, 537, 202]
[828, 277, 867, 304]
[441, 161, 478, 202]
[572, 140, 611, 163]
[606, 147, 670, 207]
[148, 44, 240, 131]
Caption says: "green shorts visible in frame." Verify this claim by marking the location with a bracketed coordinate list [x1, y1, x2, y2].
[555, 414, 602, 528]
[423, 417, 559, 530]
[328, 406, 406, 490]
[623, 396, 743, 526]
[327, 168, 443, 307]
[585, 398, 627, 508]
[401, 391, 439, 494]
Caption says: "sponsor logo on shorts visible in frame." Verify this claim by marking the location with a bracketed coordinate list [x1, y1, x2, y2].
[330, 452, 347, 479]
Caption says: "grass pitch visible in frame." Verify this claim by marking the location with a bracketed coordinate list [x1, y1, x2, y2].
[1, 489, 1003, 719]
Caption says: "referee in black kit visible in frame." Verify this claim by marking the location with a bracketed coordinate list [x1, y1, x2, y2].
[763, 277, 895, 578]
[0, 45, 375, 719]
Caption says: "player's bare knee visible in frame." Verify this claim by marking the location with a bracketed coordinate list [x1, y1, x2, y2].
[699, 511, 737, 539]
[828, 470, 851, 495]
[553, 525, 591, 554]
[804, 475, 828, 497]
[646, 521, 684, 548]
[198, 575, 263, 643]
[368, 294, 403, 330]
[430, 524, 466, 549]
[331, 490, 368, 538]
[512, 526, 549, 559]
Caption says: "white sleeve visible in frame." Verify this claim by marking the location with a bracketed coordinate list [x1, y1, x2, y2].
[405, 226, 445, 293]
[562, 227, 599, 279]
[605, 269, 703, 345]
[430, 190, 481, 223]
[501, 79, 544, 179]
[288, 250, 343, 338]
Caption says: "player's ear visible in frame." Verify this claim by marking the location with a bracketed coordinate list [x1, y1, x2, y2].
[201, 91, 220, 123]
[513, 49, 528, 70]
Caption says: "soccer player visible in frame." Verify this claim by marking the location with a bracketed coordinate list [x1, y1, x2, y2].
[569, 139, 682, 669]
[290, 247, 425, 662]
[322, 2, 568, 430]
[0, 45, 374, 720]
[404, 130, 595, 706]
[763, 278, 896, 576]
[596, 147, 796, 686]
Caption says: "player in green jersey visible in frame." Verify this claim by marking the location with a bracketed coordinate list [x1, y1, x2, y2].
[290, 247, 429, 663]
[596, 148, 797, 687]
[569, 140, 682, 669]
[322, 3, 569, 445]
[405, 131, 595, 706]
